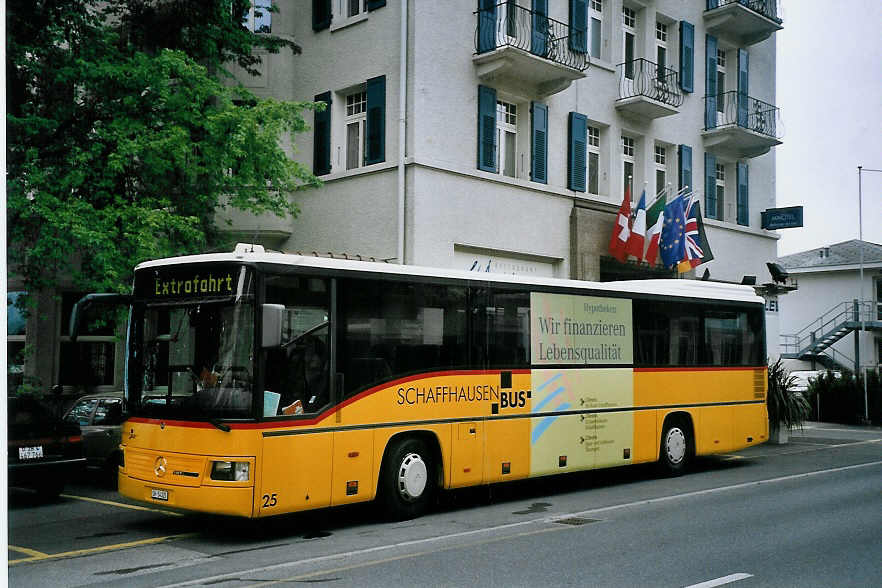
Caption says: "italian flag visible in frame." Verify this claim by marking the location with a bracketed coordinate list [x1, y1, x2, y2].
[625, 190, 647, 259]
[643, 195, 666, 265]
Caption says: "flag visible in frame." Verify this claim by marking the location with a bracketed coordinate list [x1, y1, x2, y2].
[625, 190, 647, 260]
[608, 186, 632, 262]
[659, 195, 687, 268]
[677, 200, 714, 272]
[643, 194, 667, 265]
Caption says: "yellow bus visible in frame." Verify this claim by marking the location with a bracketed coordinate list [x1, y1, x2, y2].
[75, 243, 768, 519]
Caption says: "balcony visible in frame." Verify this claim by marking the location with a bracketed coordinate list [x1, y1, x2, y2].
[702, 90, 782, 158]
[473, 2, 588, 100]
[614, 59, 684, 119]
[704, 0, 783, 46]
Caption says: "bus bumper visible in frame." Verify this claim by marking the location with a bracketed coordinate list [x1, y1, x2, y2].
[118, 473, 255, 517]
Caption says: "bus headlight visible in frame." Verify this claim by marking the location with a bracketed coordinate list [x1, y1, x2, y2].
[211, 461, 250, 481]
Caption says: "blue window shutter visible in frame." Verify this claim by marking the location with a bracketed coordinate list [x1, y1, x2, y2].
[477, 0, 497, 53]
[531, 101, 548, 184]
[531, 0, 548, 57]
[367, 0, 386, 11]
[312, 0, 331, 31]
[707, 1, 720, 9]
[477, 85, 497, 172]
[365, 75, 386, 165]
[313, 91, 331, 175]
[678, 144, 692, 191]
[568, 112, 587, 192]
[679, 21, 694, 93]
[737, 162, 749, 226]
[705, 152, 717, 219]
[569, 0, 588, 53]
[705, 35, 718, 129]
[737, 49, 749, 128]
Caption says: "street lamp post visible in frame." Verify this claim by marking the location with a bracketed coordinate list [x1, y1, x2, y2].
[857, 166, 882, 423]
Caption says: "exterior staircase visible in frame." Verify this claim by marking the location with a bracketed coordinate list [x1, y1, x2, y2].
[780, 300, 882, 370]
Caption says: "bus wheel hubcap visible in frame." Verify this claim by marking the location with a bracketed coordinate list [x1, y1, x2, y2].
[397, 453, 427, 501]
[666, 428, 686, 464]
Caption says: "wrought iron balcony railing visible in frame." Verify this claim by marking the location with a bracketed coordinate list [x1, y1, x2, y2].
[475, 2, 589, 72]
[707, 0, 782, 24]
[616, 59, 684, 108]
[704, 90, 781, 138]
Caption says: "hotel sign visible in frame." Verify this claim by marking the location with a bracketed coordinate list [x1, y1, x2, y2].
[761, 206, 803, 230]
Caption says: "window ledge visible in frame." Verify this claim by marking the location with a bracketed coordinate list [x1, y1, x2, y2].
[331, 13, 368, 33]
[321, 161, 397, 182]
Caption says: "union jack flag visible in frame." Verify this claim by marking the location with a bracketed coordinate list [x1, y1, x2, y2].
[677, 197, 714, 273]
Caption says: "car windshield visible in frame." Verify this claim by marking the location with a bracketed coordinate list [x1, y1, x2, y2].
[131, 268, 255, 420]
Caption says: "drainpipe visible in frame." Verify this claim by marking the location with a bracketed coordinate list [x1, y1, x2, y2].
[397, 0, 408, 265]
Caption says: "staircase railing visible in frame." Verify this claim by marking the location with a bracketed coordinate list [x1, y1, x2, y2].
[780, 299, 875, 356]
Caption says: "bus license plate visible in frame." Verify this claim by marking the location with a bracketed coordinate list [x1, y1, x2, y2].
[19, 446, 43, 460]
[151, 488, 169, 501]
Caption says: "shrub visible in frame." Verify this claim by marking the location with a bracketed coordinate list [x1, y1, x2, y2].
[767, 358, 811, 430]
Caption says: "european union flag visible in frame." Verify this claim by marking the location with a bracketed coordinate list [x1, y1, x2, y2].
[659, 195, 687, 268]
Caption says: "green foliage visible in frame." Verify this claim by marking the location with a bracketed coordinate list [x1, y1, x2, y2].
[7, 0, 319, 295]
[807, 370, 882, 425]
[767, 358, 811, 430]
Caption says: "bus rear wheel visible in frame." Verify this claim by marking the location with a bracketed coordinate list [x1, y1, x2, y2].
[659, 419, 692, 476]
[379, 437, 436, 520]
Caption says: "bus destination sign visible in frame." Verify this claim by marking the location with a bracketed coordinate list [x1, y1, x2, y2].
[136, 265, 239, 299]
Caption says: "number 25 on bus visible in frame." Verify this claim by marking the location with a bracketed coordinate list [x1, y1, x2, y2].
[70, 244, 768, 520]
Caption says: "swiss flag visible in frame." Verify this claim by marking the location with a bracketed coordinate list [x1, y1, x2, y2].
[608, 186, 632, 262]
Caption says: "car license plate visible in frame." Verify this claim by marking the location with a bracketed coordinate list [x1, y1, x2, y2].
[18, 446, 43, 460]
[151, 488, 169, 501]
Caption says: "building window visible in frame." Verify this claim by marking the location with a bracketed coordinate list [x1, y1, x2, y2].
[590, 0, 604, 59]
[588, 125, 600, 195]
[497, 100, 518, 178]
[622, 135, 635, 199]
[715, 163, 726, 220]
[337, 0, 367, 20]
[58, 293, 118, 389]
[622, 6, 636, 29]
[7, 291, 27, 393]
[876, 279, 882, 320]
[622, 7, 637, 80]
[242, 0, 272, 33]
[345, 90, 367, 170]
[656, 22, 668, 74]
[655, 145, 667, 197]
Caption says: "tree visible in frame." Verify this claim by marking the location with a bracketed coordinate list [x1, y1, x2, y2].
[6, 0, 319, 295]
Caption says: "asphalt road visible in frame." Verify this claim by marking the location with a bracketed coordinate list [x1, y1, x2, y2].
[8, 422, 882, 587]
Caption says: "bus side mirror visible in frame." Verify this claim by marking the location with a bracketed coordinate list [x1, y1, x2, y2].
[69, 293, 133, 342]
[261, 304, 285, 348]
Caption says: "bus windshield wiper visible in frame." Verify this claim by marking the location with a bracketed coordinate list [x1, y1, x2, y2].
[208, 419, 231, 433]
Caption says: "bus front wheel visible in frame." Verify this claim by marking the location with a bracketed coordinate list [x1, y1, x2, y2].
[659, 419, 692, 476]
[379, 437, 436, 520]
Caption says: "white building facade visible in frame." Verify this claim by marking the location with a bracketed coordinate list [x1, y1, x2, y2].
[778, 241, 882, 375]
[228, 0, 784, 284]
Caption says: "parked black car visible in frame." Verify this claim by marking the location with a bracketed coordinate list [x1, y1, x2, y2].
[8, 395, 86, 499]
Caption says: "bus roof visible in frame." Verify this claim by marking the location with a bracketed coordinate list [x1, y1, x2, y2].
[136, 244, 764, 305]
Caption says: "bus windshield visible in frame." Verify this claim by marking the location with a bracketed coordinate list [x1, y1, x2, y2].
[130, 267, 255, 420]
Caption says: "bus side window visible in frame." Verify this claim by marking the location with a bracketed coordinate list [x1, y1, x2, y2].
[338, 278, 468, 397]
[472, 288, 530, 369]
[263, 275, 330, 415]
